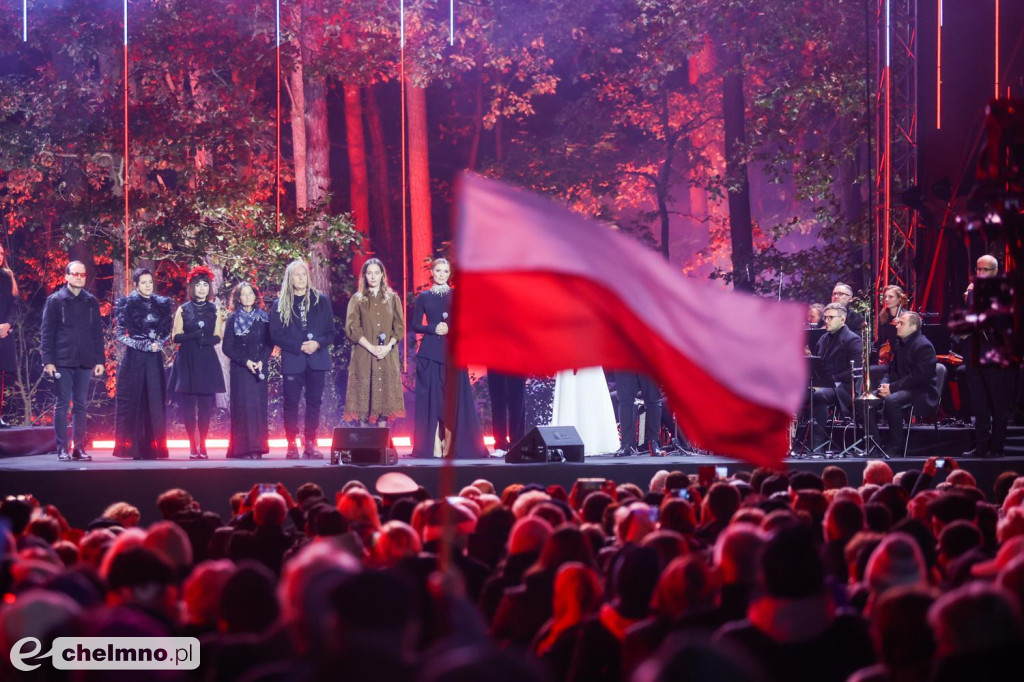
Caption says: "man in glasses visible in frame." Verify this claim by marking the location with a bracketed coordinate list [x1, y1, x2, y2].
[805, 303, 862, 450]
[962, 255, 1013, 457]
[40, 261, 105, 462]
[828, 282, 865, 332]
[874, 311, 938, 455]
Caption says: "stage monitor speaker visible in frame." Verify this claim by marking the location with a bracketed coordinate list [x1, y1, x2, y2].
[330, 427, 397, 465]
[505, 426, 585, 464]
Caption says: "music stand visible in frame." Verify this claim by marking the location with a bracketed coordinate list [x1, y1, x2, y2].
[837, 361, 888, 459]
[793, 355, 832, 457]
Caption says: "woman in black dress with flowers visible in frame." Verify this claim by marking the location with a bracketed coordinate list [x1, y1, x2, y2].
[0, 244, 18, 428]
[112, 268, 173, 459]
[222, 281, 271, 459]
[169, 266, 226, 460]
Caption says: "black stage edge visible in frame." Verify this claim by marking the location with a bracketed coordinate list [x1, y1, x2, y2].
[3, 448, 1023, 529]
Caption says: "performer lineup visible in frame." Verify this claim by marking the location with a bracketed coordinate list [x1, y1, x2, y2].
[10, 254, 1009, 462]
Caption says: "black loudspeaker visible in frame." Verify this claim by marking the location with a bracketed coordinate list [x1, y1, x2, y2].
[330, 427, 397, 465]
[505, 426, 585, 464]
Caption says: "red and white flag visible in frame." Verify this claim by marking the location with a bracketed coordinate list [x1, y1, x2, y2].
[451, 173, 807, 468]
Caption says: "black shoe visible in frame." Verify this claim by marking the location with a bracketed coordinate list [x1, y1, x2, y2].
[0, 417, 10, 428]
[71, 448, 92, 462]
[302, 447, 325, 460]
[645, 442, 667, 457]
[189, 452, 202, 460]
[286, 443, 300, 459]
[961, 447, 987, 458]
[982, 449, 1004, 459]
[57, 448, 72, 461]
[613, 446, 633, 458]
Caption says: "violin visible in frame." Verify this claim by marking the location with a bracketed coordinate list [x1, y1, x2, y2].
[878, 340, 892, 365]
[936, 353, 964, 367]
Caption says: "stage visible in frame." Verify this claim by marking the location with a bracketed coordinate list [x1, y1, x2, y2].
[2, 423, 1022, 528]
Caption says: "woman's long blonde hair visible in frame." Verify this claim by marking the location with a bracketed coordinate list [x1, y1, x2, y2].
[276, 259, 319, 326]
[0, 245, 18, 297]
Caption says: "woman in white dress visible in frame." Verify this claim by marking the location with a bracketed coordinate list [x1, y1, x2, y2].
[551, 366, 619, 455]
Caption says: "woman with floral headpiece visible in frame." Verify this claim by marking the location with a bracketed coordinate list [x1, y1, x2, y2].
[168, 265, 226, 459]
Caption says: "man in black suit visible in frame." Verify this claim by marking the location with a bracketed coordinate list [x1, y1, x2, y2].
[40, 261, 104, 462]
[270, 260, 336, 459]
[828, 282, 865, 332]
[874, 311, 938, 454]
[807, 303, 863, 448]
[962, 255, 1015, 458]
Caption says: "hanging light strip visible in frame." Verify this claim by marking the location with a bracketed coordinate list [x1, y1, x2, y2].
[123, 0, 130, 291]
[936, 0, 942, 129]
[276, 0, 281, 232]
[22, 0, 27, 41]
[450, 0, 454, 45]
[994, 0, 1000, 98]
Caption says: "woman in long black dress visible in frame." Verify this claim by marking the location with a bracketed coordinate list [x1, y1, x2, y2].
[0, 244, 17, 428]
[410, 258, 487, 459]
[168, 265, 226, 460]
[112, 268, 173, 459]
[222, 281, 271, 459]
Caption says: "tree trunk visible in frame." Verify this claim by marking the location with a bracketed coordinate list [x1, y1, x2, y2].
[468, 77, 483, 171]
[366, 84, 394, 259]
[406, 82, 433, 290]
[287, 66, 308, 211]
[720, 46, 755, 292]
[304, 75, 332, 296]
[344, 82, 371, 276]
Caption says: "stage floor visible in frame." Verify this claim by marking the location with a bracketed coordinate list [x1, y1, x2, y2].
[3, 435, 1022, 529]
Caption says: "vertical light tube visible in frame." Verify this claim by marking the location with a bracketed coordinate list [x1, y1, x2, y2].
[123, 0, 130, 292]
[936, 0, 942, 129]
[450, 0, 454, 45]
[883, 0, 892, 288]
[400, 0, 408, 371]
[22, 0, 27, 41]
[995, 0, 1000, 98]
[276, 0, 281, 233]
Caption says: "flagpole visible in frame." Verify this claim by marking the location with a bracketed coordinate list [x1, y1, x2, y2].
[123, 0, 130, 292]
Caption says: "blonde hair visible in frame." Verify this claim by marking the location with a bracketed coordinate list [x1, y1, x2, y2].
[276, 259, 320, 327]
[0, 246, 18, 297]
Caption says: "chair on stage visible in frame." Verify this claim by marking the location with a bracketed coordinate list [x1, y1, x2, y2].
[901, 363, 948, 458]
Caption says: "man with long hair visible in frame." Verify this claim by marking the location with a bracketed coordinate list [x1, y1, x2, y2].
[270, 260, 336, 459]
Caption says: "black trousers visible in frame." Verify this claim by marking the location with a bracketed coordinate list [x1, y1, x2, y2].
[413, 357, 444, 458]
[966, 365, 1016, 453]
[180, 393, 214, 450]
[283, 367, 326, 444]
[615, 371, 661, 448]
[54, 367, 91, 451]
[488, 371, 525, 450]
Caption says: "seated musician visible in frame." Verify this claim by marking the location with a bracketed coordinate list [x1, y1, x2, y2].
[806, 303, 863, 447]
[873, 311, 938, 454]
[828, 282, 865, 331]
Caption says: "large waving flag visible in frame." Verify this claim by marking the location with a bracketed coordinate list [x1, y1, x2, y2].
[450, 173, 807, 468]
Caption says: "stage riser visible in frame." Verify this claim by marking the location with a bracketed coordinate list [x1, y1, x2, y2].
[3, 458, 1022, 529]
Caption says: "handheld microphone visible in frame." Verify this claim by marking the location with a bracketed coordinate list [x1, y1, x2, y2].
[307, 333, 314, 341]
[197, 320, 205, 329]
[258, 371, 266, 381]
[377, 333, 386, 345]
[53, 371, 61, 380]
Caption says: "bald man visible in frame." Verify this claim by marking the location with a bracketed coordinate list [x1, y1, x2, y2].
[963, 255, 1014, 458]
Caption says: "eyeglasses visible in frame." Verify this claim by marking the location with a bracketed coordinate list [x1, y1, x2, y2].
[831, 292, 850, 298]
[894, 321, 906, 327]
[976, 266, 997, 273]
[823, 315, 842, 321]
[68, 272, 87, 277]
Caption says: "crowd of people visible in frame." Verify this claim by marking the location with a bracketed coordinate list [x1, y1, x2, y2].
[3, 458, 1024, 680]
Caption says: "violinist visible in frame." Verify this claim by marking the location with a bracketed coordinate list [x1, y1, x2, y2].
[874, 285, 908, 364]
